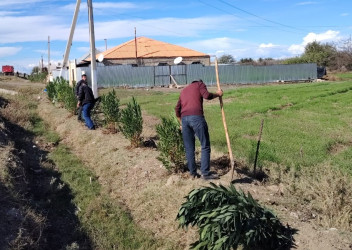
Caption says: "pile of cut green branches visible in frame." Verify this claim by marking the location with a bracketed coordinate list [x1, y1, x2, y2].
[177, 183, 294, 250]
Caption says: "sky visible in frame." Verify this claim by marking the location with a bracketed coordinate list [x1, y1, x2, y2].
[0, 0, 351, 73]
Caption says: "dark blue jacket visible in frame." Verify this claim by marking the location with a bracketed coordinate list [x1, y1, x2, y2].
[78, 83, 95, 106]
[75, 79, 87, 97]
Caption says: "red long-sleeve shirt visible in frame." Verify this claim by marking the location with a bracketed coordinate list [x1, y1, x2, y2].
[175, 81, 214, 118]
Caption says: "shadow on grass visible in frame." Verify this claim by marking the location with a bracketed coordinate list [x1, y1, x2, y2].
[0, 97, 92, 249]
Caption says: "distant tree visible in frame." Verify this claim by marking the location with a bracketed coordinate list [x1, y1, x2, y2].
[31, 66, 40, 74]
[239, 58, 254, 64]
[302, 41, 336, 67]
[282, 57, 308, 65]
[257, 57, 275, 65]
[335, 37, 352, 71]
[218, 54, 235, 64]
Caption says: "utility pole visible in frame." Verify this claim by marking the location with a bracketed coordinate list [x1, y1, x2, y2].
[104, 38, 107, 51]
[48, 36, 51, 76]
[134, 27, 138, 65]
[41, 55, 44, 72]
[60, 0, 81, 77]
[87, 0, 98, 97]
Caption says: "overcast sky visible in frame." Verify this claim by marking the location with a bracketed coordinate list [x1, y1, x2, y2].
[0, 0, 351, 73]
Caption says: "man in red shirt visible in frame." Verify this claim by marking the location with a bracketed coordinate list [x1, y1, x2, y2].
[175, 79, 223, 180]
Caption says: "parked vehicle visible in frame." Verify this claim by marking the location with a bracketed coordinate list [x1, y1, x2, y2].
[2, 65, 14, 75]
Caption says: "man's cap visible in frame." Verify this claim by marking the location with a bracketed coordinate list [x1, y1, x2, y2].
[192, 79, 203, 83]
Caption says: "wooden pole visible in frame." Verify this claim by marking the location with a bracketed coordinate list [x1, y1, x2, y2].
[134, 27, 138, 65]
[214, 57, 235, 181]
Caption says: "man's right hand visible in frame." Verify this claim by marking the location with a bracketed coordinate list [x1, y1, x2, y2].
[216, 89, 223, 97]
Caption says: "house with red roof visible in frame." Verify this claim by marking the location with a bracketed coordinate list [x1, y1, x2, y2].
[85, 36, 210, 66]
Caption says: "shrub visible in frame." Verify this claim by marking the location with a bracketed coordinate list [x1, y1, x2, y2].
[119, 97, 143, 148]
[101, 89, 120, 129]
[29, 72, 48, 83]
[46, 81, 57, 101]
[177, 183, 293, 250]
[62, 85, 77, 114]
[156, 115, 186, 173]
[45, 77, 77, 114]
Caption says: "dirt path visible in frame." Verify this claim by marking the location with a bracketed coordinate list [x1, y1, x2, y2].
[1, 77, 351, 249]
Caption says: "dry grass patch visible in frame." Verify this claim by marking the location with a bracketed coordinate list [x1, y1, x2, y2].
[272, 163, 352, 231]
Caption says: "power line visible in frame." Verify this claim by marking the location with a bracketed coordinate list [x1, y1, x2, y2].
[217, 0, 304, 31]
[198, 0, 306, 35]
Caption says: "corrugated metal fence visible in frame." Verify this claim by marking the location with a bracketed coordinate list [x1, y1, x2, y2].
[76, 63, 317, 87]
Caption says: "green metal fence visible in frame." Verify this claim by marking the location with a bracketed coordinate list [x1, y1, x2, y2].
[78, 63, 317, 88]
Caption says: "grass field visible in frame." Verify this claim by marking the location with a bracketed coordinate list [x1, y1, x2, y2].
[103, 77, 352, 175]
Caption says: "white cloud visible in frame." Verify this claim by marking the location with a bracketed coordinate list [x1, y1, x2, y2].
[341, 13, 349, 17]
[180, 37, 250, 53]
[0, 11, 22, 16]
[0, 14, 237, 44]
[259, 43, 277, 48]
[93, 2, 138, 9]
[287, 30, 341, 56]
[0, 0, 47, 7]
[74, 15, 238, 41]
[0, 47, 22, 58]
[34, 49, 62, 56]
[303, 30, 341, 45]
[180, 37, 278, 59]
[288, 44, 304, 55]
[77, 47, 91, 53]
[61, 1, 140, 13]
[0, 15, 70, 43]
[296, 2, 317, 6]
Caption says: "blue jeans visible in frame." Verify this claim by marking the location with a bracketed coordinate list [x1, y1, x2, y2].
[82, 102, 95, 129]
[182, 115, 211, 176]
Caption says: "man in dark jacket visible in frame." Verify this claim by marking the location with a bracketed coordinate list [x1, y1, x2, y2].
[75, 74, 87, 121]
[77, 80, 95, 130]
[175, 79, 223, 180]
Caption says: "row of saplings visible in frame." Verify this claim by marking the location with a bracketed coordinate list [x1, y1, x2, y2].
[46, 77, 294, 250]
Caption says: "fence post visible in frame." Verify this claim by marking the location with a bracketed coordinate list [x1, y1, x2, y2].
[169, 65, 171, 85]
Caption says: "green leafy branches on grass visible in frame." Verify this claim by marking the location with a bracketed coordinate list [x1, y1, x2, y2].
[156, 115, 187, 173]
[177, 183, 294, 250]
[120, 97, 143, 147]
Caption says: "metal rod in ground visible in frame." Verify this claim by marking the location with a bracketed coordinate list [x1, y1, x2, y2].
[254, 119, 264, 174]
[214, 57, 236, 181]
